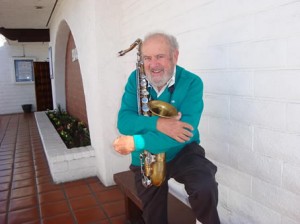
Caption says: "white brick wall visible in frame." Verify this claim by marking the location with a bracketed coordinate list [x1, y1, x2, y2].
[117, 0, 300, 223]
[0, 42, 48, 114]
[2, 1, 299, 222]
[44, 0, 300, 222]
[287, 103, 300, 133]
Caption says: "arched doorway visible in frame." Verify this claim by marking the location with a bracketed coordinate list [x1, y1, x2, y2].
[53, 20, 88, 126]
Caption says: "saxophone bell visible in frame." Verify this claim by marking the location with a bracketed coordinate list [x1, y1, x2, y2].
[148, 100, 178, 118]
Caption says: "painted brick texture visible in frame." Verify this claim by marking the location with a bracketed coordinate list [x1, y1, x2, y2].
[30, 0, 300, 222]
[118, 0, 300, 223]
[65, 32, 88, 126]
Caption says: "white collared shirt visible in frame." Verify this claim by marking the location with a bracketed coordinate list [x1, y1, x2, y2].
[150, 71, 176, 97]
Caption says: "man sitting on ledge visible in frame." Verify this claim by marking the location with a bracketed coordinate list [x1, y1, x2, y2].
[113, 32, 220, 224]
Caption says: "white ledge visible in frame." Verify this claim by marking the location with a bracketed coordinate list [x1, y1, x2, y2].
[35, 111, 96, 183]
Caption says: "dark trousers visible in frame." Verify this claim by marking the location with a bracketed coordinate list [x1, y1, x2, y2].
[130, 142, 220, 224]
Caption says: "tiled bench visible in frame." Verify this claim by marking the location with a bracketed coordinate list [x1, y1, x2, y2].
[114, 170, 196, 224]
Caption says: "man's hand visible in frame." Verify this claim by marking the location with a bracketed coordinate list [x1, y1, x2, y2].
[113, 136, 135, 155]
[157, 112, 194, 143]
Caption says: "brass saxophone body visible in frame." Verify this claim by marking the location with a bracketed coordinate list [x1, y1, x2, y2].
[118, 39, 177, 188]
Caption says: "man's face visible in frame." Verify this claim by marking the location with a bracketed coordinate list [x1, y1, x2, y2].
[142, 36, 178, 89]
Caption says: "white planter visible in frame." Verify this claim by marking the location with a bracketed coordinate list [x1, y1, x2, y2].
[35, 111, 96, 183]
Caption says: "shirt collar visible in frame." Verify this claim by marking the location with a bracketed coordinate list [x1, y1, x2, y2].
[151, 70, 176, 97]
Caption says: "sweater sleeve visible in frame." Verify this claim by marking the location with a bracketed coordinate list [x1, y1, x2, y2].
[117, 71, 159, 135]
[140, 73, 204, 154]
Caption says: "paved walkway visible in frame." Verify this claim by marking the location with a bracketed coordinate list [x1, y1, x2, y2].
[0, 113, 126, 224]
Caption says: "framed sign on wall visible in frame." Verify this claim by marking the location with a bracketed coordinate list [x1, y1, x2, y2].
[13, 58, 35, 83]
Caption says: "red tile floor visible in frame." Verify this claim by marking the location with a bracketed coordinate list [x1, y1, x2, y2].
[0, 113, 127, 224]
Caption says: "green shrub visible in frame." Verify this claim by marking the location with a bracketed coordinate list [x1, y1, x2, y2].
[46, 106, 91, 149]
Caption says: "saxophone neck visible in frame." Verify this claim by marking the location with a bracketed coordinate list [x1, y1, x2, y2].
[118, 38, 142, 56]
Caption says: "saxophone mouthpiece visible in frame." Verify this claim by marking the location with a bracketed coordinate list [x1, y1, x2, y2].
[118, 50, 125, 56]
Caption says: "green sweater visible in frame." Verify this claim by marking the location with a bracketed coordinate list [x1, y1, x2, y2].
[117, 65, 204, 166]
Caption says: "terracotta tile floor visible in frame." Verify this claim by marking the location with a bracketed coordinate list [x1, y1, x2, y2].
[0, 113, 127, 224]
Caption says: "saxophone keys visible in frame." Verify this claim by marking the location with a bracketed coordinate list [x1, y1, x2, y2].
[140, 74, 147, 79]
[141, 97, 148, 104]
[140, 79, 147, 87]
[142, 176, 152, 188]
[142, 104, 150, 115]
[140, 89, 149, 96]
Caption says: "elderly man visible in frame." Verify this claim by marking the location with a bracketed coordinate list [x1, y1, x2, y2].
[113, 32, 220, 224]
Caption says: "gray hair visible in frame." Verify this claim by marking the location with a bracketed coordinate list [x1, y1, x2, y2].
[143, 32, 179, 53]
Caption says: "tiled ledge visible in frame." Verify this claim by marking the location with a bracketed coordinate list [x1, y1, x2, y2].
[35, 111, 96, 183]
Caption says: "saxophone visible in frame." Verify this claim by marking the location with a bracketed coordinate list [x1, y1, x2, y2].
[118, 39, 178, 188]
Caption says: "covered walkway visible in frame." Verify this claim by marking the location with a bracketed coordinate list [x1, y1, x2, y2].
[0, 113, 126, 224]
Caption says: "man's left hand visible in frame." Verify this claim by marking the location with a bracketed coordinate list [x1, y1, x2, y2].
[113, 136, 135, 155]
[157, 112, 194, 143]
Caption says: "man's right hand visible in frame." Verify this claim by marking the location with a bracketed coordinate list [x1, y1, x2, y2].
[113, 136, 135, 155]
[156, 112, 194, 143]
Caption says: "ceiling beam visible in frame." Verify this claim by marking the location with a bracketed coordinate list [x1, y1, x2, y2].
[0, 27, 50, 42]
